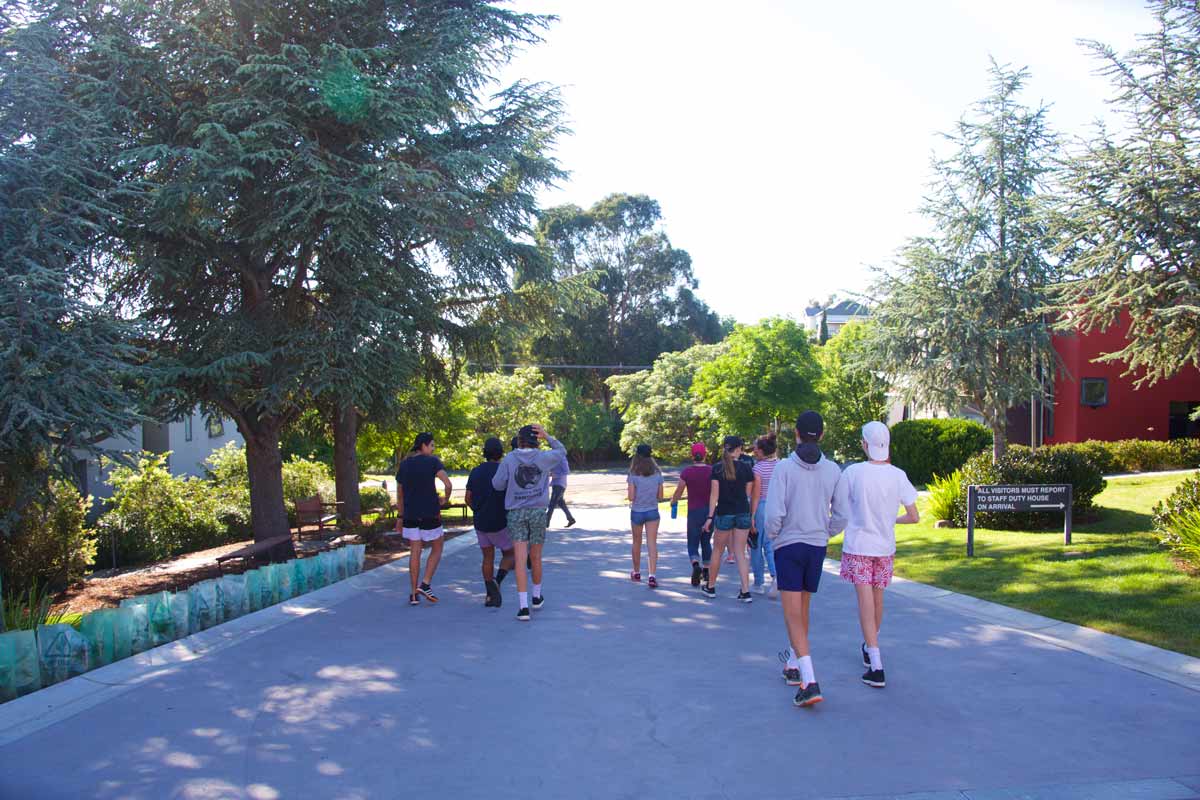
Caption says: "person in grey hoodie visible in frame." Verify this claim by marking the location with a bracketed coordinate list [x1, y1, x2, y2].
[492, 423, 567, 621]
[763, 411, 847, 708]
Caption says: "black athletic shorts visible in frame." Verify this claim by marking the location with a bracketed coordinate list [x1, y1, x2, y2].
[402, 515, 442, 530]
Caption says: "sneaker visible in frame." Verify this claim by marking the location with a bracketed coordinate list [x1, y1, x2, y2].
[630, 571, 641, 582]
[485, 579, 502, 608]
[531, 594, 545, 610]
[766, 580, 779, 599]
[754, 582, 767, 595]
[691, 562, 702, 587]
[861, 668, 886, 688]
[794, 682, 824, 707]
[516, 607, 531, 622]
[409, 593, 420, 606]
[701, 567, 710, 585]
[418, 583, 438, 603]
[781, 667, 802, 686]
[861, 643, 870, 667]
[647, 576, 658, 589]
[566, 518, 577, 528]
[737, 591, 753, 603]
[701, 584, 716, 598]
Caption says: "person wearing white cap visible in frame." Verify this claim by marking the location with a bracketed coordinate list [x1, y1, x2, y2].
[831, 420, 920, 688]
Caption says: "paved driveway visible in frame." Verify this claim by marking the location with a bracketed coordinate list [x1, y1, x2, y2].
[2, 505, 1198, 800]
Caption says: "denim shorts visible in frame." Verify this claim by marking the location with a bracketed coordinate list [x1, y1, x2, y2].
[630, 509, 661, 525]
[714, 512, 752, 531]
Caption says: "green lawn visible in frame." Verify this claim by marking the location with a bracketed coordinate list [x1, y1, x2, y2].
[827, 472, 1200, 657]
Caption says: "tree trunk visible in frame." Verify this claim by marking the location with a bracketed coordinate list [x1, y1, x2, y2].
[332, 403, 362, 526]
[243, 421, 296, 561]
[989, 414, 1008, 463]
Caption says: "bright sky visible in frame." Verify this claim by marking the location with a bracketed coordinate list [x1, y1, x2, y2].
[501, 0, 1154, 323]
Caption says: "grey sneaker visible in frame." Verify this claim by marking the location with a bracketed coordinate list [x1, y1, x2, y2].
[794, 682, 824, 707]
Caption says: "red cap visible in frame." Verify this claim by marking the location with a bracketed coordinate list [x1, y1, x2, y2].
[691, 442, 707, 458]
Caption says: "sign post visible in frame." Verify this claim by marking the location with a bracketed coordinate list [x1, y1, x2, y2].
[965, 484, 1073, 556]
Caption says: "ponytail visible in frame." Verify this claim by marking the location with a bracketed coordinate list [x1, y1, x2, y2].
[722, 447, 737, 481]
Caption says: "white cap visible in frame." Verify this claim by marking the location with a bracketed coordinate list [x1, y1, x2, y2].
[862, 421, 890, 462]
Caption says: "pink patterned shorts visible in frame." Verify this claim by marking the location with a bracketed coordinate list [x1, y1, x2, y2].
[840, 553, 894, 588]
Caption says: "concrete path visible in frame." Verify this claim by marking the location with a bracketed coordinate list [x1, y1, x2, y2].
[2, 505, 1199, 800]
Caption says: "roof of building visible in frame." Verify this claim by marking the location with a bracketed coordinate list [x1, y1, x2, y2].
[805, 300, 869, 318]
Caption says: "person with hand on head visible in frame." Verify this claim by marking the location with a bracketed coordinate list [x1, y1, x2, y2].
[395, 432, 452, 606]
[833, 420, 920, 689]
[670, 442, 713, 588]
[491, 423, 568, 621]
[627, 444, 665, 587]
[702, 435, 755, 602]
[466, 437, 514, 608]
[765, 411, 846, 708]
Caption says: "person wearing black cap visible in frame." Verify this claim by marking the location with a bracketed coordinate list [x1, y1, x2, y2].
[395, 432, 452, 606]
[627, 443, 665, 587]
[764, 411, 847, 707]
[702, 435, 755, 602]
[465, 437, 514, 608]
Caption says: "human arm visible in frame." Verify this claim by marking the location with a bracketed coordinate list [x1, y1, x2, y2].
[464, 489, 474, 509]
[437, 469, 452, 506]
[627, 479, 636, 503]
[670, 476, 685, 504]
[827, 473, 849, 537]
[394, 486, 405, 532]
[491, 457, 510, 490]
[750, 473, 762, 520]
[657, 473, 665, 503]
[896, 473, 919, 524]
[532, 423, 566, 453]
[897, 503, 920, 525]
[764, 467, 786, 541]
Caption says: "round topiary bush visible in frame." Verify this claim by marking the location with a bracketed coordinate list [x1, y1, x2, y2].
[890, 418, 992, 486]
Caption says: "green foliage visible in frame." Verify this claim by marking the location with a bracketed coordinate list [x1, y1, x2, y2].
[1158, 507, 1200, 571]
[463, 368, 562, 453]
[281, 408, 335, 468]
[1050, 1, 1200, 385]
[693, 318, 820, 440]
[1037, 439, 1200, 476]
[1152, 474, 1200, 535]
[955, 447, 1106, 530]
[866, 62, 1059, 459]
[358, 486, 390, 513]
[206, 444, 333, 524]
[817, 321, 889, 463]
[357, 379, 477, 473]
[608, 342, 726, 462]
[2, 579, 70, 632]
[927, 470, 964, 523]
[0, 481, 96, 595]
[98, 454, 239, 566]
[891, 419, 992, 486]
[550, 380, 616, 463]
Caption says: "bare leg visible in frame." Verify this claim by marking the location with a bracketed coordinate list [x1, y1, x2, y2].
[781, 591, 813, 657]
[421, 536, 444, 585]
[630, 523, 643, 574]
[513, 540, 529, 595]
[408, 539, 423, 595]
[874, 587, 884, 636]
[499, 548, 515, 572]
[707, 530, 730, 587]
[646, 518, 660, 575]
[732, 529, 750, 592]
[856, 584, 880, 648]
[530, 542, 544, 586]
[481, 545, 496, 582]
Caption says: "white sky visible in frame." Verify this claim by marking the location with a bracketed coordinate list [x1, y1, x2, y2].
[500, 0, 1153, 323]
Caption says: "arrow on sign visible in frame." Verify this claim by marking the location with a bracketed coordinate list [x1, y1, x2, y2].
[1031, 503, 1066, 510]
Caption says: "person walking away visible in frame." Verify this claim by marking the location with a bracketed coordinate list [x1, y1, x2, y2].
[491, 424, 568, 621]
[833, 420, 919, 688]
[670, 442, 713, 587]
[749, 433, 780, 596]
[764, 411, 846, 708]
[702, 436, 755, 602]
[466, 437, 515, 608]
[546, 449, 577, 528]
[395, 432, 452, 606]
[627, 444, 665, 587]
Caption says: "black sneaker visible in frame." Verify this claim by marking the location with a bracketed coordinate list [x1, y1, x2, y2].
[516, 607, 530, 622]
[737, 591, 753, 603]
[862, 643, 870, 667]
[862, 668, 886, 688]
[418, 583, 438, 603]
[701, 567, 710, 585]
[794, 682, 824, 707]
[691, 561, 702, 587]
[409, 593, 420, 606]
[485, 579, 502, 608]
[778, 649, 801, 685]
[701, 584, 716, 598]
[566, 518, 576, 528]
[531, 595, 545, 610]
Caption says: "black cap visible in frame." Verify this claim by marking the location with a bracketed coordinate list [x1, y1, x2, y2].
[517, 425, 538, 446]
[722, 435, 744, 450]
[635, 443, 652, 458]
[411, 432, 434, 452]
[483, 437, 504, 460]
[795, 411, 824, 438]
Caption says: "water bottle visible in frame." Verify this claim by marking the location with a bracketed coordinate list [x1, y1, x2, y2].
[670, 501, 678, 519]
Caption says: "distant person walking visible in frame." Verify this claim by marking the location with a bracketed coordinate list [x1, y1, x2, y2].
[491, 423, 568, 621]
[833, 420, 920, 688]
[466, 437, 514, 608]
[546, 449, 577, 528]
[627, 444, 665, 587]
[395, 432, 452, 606]
[749, 433, 780, 596]
[764, 411, 846, 708]
[702, 436, 754, 602]
[670, 442, 713, 587]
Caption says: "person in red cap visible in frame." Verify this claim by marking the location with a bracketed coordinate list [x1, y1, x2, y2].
[670, 442, 714, 587]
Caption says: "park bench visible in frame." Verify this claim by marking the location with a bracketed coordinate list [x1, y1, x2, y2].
[294, 495, 342, 539]
[215, 535, 293, 573]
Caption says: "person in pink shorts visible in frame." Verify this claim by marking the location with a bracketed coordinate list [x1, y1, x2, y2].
[465, 438, 515, 608]
[832, 421, 920, 688]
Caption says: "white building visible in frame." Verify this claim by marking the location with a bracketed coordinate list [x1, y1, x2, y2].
[804, 300, 870, 339]
[77, 408, 243, 500]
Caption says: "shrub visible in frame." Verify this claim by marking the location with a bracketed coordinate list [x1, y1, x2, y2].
[1043, 438, 1200, 475]
[1152, 474, 1200, 534]
[0, 480, 97, 594]
[1159, 507, 1200, 571]
[205, 443, 334, 525]
[358, 485, 390, 512]
[890, 419, 992, 486]
[927, 469, 962, 523]
[1, 578, 72, 631]
[953, 446, 1106, 530]
[97, 453, 238, 565]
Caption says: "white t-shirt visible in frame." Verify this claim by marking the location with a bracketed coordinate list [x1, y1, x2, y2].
[835, 462, 918, 557]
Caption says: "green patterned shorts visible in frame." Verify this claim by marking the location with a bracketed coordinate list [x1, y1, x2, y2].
[507, 507, 548, 545]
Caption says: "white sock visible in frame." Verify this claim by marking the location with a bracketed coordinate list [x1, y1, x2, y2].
[518, 591, 529, 609]
[786, 649, 799, 670]
[532, 583, 542, 599]
[867, 646, 882, 671]
[799, 655, 815, 685]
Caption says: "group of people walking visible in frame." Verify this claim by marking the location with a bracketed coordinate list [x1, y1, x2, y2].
[394, 412, 919, 708]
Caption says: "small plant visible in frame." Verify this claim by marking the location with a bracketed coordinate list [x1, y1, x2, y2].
[2, 579, 69, 631]
[1159, 507, 1200, 571]
[358, 485, 390, 512]
[1152, 474, 1200, 534]
[927, 469, 962, 523]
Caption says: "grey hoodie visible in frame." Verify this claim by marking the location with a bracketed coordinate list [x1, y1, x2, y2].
[492, 437, 568, 510]
[763, 450, 846, 549]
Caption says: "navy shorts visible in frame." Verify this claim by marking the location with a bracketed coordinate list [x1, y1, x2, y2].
[774, 542, 827, 593]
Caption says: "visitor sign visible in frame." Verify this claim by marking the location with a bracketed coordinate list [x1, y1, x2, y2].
[966, 484, 1073, 556]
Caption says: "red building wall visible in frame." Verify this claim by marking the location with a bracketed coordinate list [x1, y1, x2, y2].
[1047, 314, 1200, 444]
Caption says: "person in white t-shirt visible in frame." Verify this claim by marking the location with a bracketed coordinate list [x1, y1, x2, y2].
[832, 421, 920, 689]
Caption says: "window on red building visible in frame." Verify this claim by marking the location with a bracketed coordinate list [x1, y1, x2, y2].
[1081, 378, 1108, 408]
[1169, 401, 1200, 439]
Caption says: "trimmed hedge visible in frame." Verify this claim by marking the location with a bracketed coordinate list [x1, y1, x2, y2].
[1043, 438, 1200, 475]
[890, 419, 993, 486]
[953, 446, 1106, 530]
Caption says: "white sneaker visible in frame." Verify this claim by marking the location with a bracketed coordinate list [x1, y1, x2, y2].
[754, 583, 767, 595]
[766, 580, 779, 599]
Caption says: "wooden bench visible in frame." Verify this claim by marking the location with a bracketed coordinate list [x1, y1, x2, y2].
[295, 495, 342, 539]
[215, 535, 293, 573]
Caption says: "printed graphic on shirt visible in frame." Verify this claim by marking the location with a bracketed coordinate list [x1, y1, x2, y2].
[515, 464, 542, 489]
